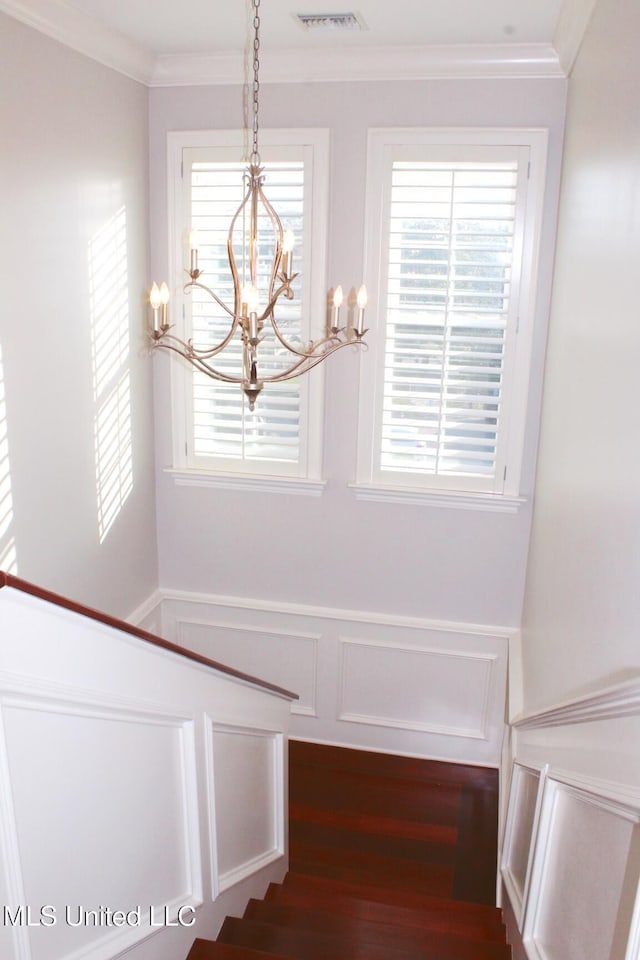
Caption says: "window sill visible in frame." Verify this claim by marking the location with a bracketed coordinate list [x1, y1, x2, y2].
[349, 482, 527, 513]
[166, 468, 326, 497]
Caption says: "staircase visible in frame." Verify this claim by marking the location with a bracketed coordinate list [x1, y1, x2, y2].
[187, 740, 510, 960]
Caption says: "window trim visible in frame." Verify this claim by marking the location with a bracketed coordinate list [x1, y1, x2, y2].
[356, 127, 549, 503]
[165, 128, 330, 485]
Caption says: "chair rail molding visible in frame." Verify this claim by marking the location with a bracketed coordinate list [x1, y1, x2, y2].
[511, 676, 640, 729]
[146, 587, 514, 767]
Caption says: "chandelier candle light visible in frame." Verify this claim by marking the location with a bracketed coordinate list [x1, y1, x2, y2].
[148, 0, 367, 410]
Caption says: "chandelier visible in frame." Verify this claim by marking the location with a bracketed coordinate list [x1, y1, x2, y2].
[149, 0, 367, 410]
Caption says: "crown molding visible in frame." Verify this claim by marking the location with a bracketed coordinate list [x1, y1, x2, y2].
[0, 1, 566, 86]
[553, 0, 599, 75]
[151, 42, 565, 87]
[0, 0, 155, 84]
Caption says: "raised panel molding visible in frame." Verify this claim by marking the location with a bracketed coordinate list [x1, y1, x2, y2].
[0, 684, 202, 960]
[337, 636, 496, 740]
[205, 721, 284, 899]
[177, 619, 319, 717]
[501, 762, 547, 928]
[522, 775, 640, 960]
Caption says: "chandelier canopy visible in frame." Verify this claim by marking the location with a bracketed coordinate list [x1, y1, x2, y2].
[149, 0, 367, 410]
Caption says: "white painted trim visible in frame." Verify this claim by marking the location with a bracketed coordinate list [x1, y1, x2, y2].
[126, 588, 164, 628]
[349, 482, 527, 513]
[511, 676, 640, 729]
[290, 734, 500, 768]
[151, 43, 564, 87]
[553, 0, 599, 76]
[544, 768, 640, 812]
[167, 468, 326, 497]
[0, 0, 155, 84]
[205, 720, 285, 899]
[154, 585, 517, 640]
[0, 5, 565, 85]
[501, 762, 548, 933]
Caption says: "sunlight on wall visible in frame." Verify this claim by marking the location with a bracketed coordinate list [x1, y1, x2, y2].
[0, 342, 18, 574]
[89, 207, 133, 544]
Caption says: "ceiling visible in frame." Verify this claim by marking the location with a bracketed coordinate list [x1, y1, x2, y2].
[62, 0, 565, 56]
[1, 0, 592, 82]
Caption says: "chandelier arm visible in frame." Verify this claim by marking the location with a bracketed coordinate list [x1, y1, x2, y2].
[178, 350, 245, 385]
[185, 279, 235, 320]
[255, 178, 284, 297]
[259, 338, 368, 384]
[268, 307, 344, 359]
[152, 330, 243, 374]
[228, 172, 254, 292]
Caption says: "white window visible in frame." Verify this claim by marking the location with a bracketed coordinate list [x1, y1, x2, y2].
[167, 130, 329, 487]
[356, 129, 547, 507]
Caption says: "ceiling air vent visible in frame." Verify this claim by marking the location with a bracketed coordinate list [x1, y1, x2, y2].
[294, 12, 367, 32]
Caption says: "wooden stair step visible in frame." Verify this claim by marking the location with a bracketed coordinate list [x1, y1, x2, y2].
[219, 915, 507, 960]
[185, 938, 292, 960]
[242, 899, 509, 958]
[291, 768, 463, 825]
[264, 883, 506, 940]
[289, 818, 458, 863]
[277, 871, 502, 920]
[289, 845, 454, 896]
[289, 801, 459, 844]
[290, 740, 499, 789]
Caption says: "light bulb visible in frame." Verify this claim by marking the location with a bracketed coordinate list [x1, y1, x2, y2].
[159, 282, 170, 305]
[357, 284, 368, 309]
[282, 228, 294, 253]
[333, 285, 344, 308]
[245, 284, 260, 313]
[149, 283, 161, 309]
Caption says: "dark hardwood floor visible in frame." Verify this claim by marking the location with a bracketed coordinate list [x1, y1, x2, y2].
[187, 740, 509, 960]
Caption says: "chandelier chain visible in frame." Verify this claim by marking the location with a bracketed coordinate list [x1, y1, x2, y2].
[251, 0, 261, 165]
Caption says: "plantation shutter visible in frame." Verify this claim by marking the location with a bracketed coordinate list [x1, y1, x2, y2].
[379, 154, 523, 485]
[186, 153, 306, 470]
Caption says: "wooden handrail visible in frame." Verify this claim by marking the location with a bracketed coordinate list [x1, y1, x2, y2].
[0, 572, 298, 701]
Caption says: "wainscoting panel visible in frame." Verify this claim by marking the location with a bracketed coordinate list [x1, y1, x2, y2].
[0, 688, 201, 960]
[338, 636, 496, 739]
[157, 591, 511, 766]
[502, 678, 640, 960]
[0, 581, 294, 960]
[523, 776, 640, 960]
[178, 620, 318, 717]
[501, 762, 545, 926]
[206, 722, 284, 897]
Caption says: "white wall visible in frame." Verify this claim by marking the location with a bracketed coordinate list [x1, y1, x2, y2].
[502, 2, 640, 953]
[0, 14, 158, 617]
[149, 77, 566, 628]
[519, 0, 640, 717]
